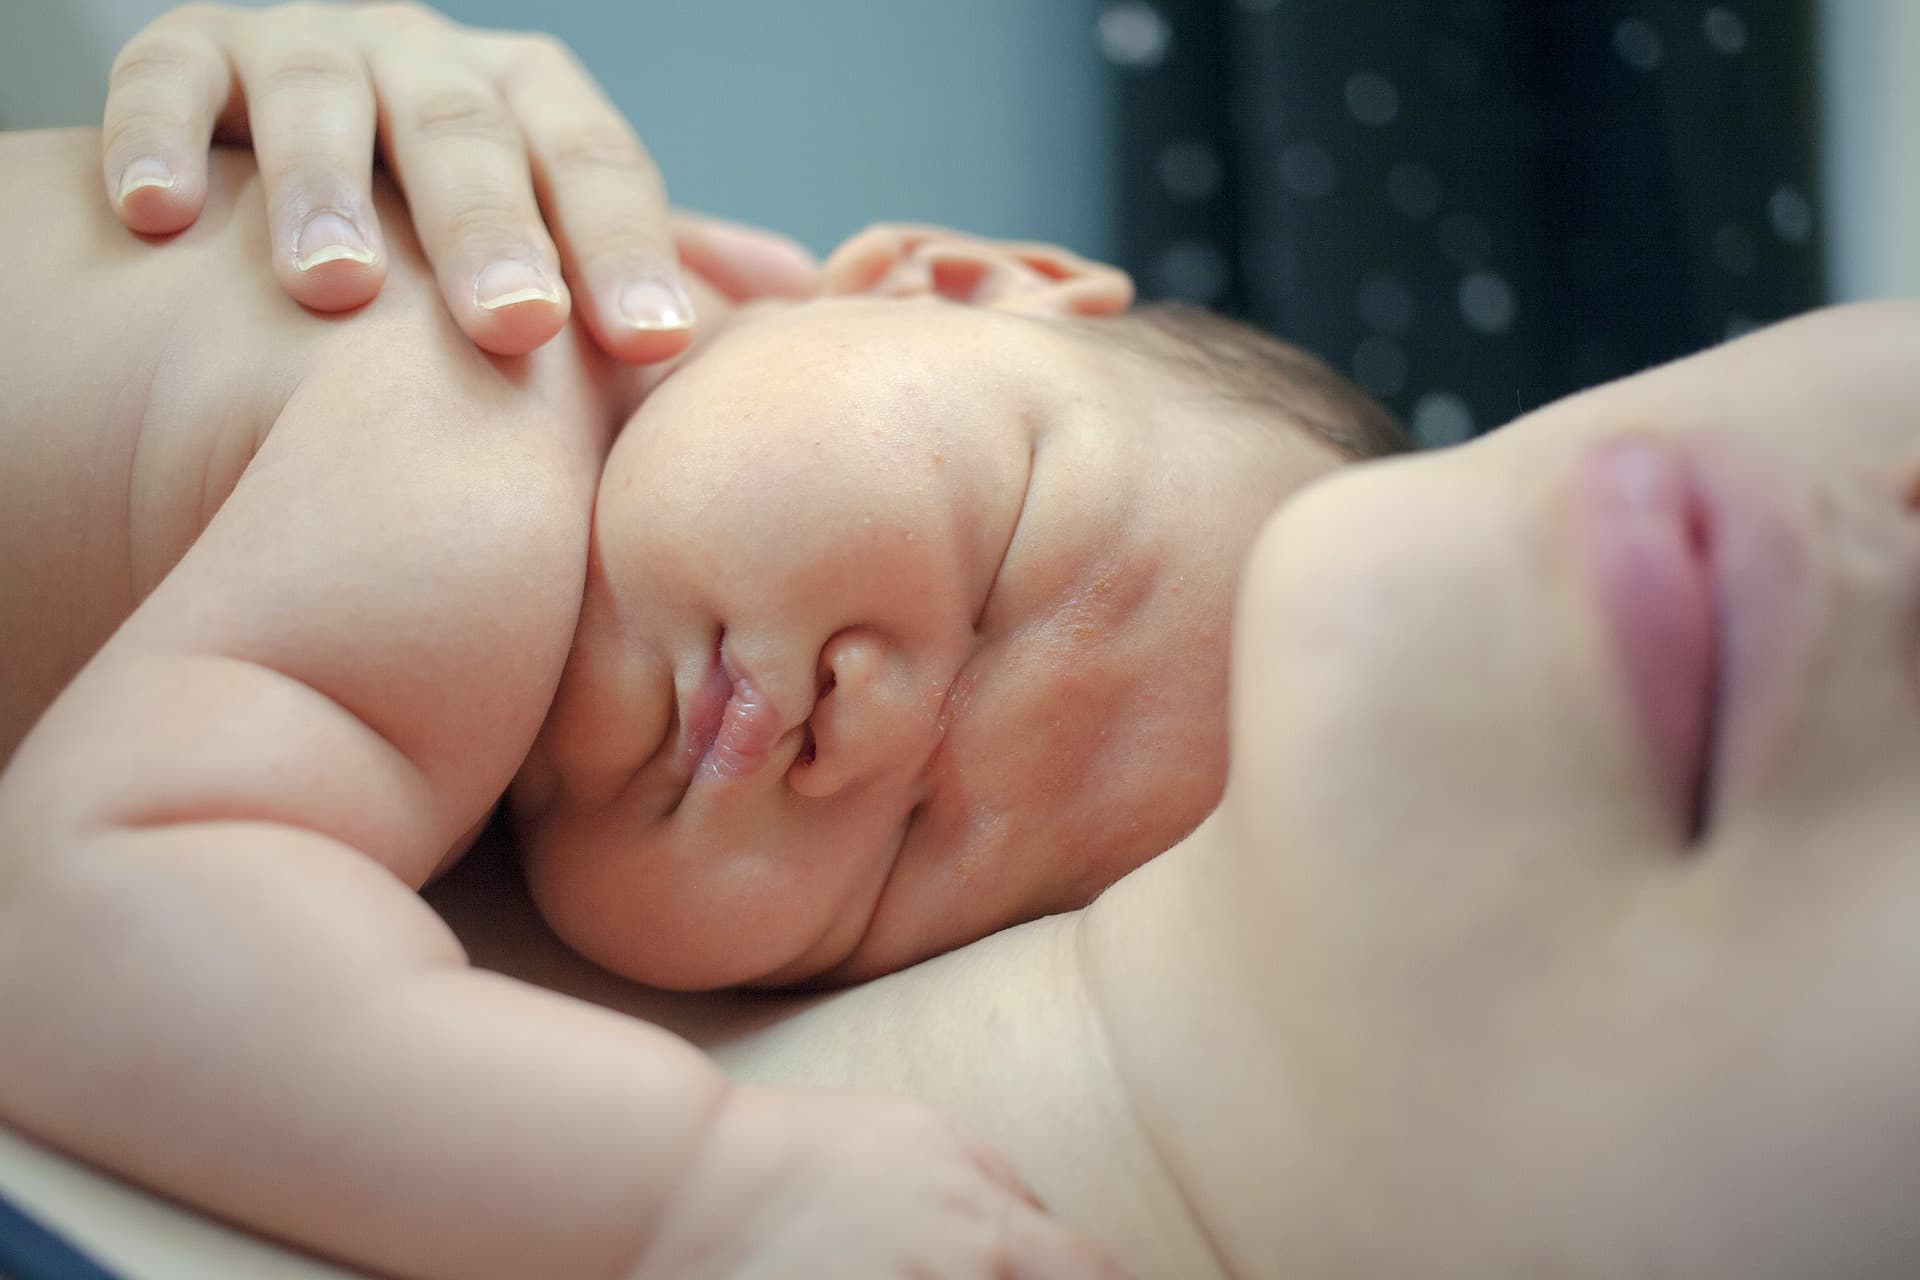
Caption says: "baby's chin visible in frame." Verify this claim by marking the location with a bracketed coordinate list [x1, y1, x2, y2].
[511, 800, 871, 992]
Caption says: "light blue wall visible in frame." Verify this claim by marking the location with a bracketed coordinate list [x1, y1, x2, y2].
[434, 0, 1116, 260]
[0, 0, 1117, 262]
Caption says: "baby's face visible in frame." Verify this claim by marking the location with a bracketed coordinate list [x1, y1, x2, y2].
[514, 295, 1339, 989]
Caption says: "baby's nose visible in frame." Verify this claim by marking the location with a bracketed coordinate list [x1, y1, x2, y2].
[787, 628, 944, 800]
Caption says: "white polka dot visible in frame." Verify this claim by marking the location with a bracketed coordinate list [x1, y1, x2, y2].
[1458, 271, 1516, 334]
[1613, 18, 1664, 72]
[1097, 3, 1171, 70]
[1278, 142, 1338, 199]
[1437, 212, 1491, 268]
[1767, 185, 1814, 243]
[1411, 391, 1475, 446]
[1713, 224, 1758, 275]
[1386, 161, 1441, 219]
[1356, 275, 1413, 334]
[1344, 71, 1401, 126]
[1352, 336, 1408, 397]
[1702, 6, 1748, 54]
[1155, 138, 1223, 202]
[1154, 239, 1230, 303]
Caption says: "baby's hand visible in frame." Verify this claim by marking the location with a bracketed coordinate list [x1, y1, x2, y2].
[634, 1086, 1127, 1279]
[101, 2, 816, 361]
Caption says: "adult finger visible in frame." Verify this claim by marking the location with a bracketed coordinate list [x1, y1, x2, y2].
[102, 9, 232, 235]
[371, 48, 568, 356]
[233, 17, 385, 312]
[501, 35, 694, 365]
[672, 213, 819, 302]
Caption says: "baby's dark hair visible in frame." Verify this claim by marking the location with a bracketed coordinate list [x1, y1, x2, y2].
[1094, 302, 1411, 460]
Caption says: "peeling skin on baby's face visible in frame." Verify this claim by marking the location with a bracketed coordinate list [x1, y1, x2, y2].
[513, 296, 1342, 990]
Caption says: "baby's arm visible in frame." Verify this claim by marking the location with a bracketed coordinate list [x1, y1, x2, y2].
[0, 343, 710, 1276]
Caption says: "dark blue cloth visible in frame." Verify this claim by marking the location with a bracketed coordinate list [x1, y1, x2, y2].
[1106, 0, 1824, 444]
[0, 1188, 121, 1280]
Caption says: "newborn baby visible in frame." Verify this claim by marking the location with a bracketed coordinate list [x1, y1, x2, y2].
[516, 224, 1404, 989]
[0, 127, 1396, 1279]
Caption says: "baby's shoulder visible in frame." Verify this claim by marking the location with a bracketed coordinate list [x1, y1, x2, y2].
[80, 146, 612, 663]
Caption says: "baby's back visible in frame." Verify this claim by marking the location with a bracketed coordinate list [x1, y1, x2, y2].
[0, 130, 327, 757]
[0, 130, 616, 788]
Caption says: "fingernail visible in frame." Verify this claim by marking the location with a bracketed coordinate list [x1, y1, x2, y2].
[295, 211, 374, 271]
[475, 258, 563, 311]
[617, 276, 695, 330]
[117, 156, 174, 204]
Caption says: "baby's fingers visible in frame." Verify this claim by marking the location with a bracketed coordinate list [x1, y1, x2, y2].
[233, 18, 385, 312]
[1003, 1203, 1133, 1280]
[102, 10, 230, 235]
[965, 1134, 1131, 1279]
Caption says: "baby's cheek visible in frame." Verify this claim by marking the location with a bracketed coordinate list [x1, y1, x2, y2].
[1063, 668, 1229, 887]
[989, 642, 1116, 806]
[957, 651, 1204, 905]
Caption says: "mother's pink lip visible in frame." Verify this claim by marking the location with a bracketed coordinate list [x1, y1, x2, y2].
[1576, 439, 1719, 836]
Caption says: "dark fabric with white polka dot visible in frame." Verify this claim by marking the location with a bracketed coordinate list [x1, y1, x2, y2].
[1102, 0, 1825, 446]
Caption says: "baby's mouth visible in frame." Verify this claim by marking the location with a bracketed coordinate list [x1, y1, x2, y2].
[679, 638, 782, 784]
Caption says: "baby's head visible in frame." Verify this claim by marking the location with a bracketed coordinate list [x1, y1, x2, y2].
[513, 225, 1405, 989]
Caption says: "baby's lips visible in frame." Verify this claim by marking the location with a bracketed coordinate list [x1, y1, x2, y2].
[704, 672, 781, 780]
[679, 656, 734, 777]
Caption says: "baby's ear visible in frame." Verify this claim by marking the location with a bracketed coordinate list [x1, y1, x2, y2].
[820, 223, 1133, 317]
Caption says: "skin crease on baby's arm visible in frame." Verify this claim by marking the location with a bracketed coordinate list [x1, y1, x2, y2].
[0, 129, 1120, 1280]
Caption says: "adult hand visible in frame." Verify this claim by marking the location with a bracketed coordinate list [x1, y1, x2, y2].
[633, 1087, 1130, 1279]
[102, 2, 817, 361]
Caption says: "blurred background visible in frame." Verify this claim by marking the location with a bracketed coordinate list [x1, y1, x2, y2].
[3, 0, 1914, 444]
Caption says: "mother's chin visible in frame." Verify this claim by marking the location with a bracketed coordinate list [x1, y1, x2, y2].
[1133, 302, 1920, 1278]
